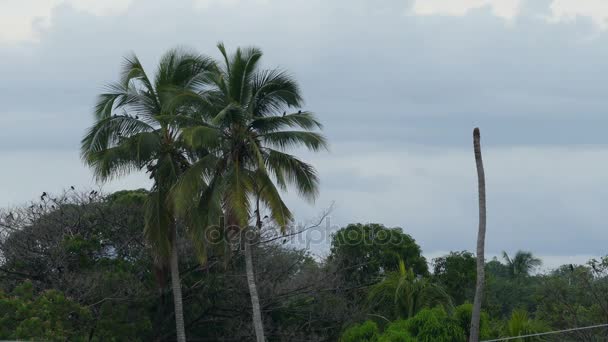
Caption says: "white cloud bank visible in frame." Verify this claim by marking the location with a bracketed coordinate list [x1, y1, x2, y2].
[5, 0, 608, 42]
[414, 0, 608, 28]
[413, 0, 522, 19]
[0, 0, 132, 42]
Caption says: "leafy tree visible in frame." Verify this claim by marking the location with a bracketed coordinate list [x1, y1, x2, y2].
[171, 43, 327, 341]
[433, 251, 477, 305]
[502, 251, 542, 278]
[329, 223, 428, 285]
[0, 282, 92, 341]
[0, 190, 354, 341]
[0, 191, 159, 340]
[486, 257, 511, 278]
[536, 262, 608, 341]
[368, 259, 452, 320]
[80, 49, 214, 342]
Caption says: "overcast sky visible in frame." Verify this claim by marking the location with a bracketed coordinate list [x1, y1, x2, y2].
[2, 0, 608, 269]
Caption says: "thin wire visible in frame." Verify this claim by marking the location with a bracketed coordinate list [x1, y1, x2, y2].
[481, 323, 608, 341]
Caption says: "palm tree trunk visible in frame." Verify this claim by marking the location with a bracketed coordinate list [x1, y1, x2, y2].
[170, 233, 187, 342]
[470, 127, 486, 342]
[244, 237, 266, 342]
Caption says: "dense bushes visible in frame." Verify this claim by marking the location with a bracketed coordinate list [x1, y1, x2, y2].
[340, 306, 483, 342]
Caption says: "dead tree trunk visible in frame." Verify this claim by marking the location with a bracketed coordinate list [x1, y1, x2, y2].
[469, 127, 487, 342]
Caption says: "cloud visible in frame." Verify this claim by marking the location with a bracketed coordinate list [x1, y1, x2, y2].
[550, 0, 608, 29]
[412, 0, 608, 30]
[0, 0, 132, 42]
[298, 143, 608, 258]
[2, 0, 608, 262]
[413, 0, 522, 19]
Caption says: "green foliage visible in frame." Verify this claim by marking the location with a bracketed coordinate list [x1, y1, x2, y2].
[343, 307, 468, 342]
[502, 309, 548, 341]
[62, 235, 101, 269]
[0, 280, 154, 341]
[0, 282, 93, 341]
[330, 223, 428, 285]
[106, 188, 149, 206]
[453, 303, 491, 339]
[404, 307, 466, 342]
[535, 262, 608, 340]
[433, 251, 477, 305]
[90, 302, 152, 342]
[378, 320, 417, 342]
[340, 320, 379, 342]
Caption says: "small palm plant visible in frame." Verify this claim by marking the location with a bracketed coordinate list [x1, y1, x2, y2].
[503, 309, 548, 341]
[368, 259, 453, 320]
[502, 251, 542, 278]
[81, 49, 214, 342]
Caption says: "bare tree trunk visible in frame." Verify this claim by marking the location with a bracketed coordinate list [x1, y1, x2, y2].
[470, 127, 486, 342]
[244, 237, 265, 342]
[170, 233, 187, 342]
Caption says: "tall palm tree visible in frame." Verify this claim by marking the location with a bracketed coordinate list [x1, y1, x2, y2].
[81, 49, 214, 342]
[367, 259, 452, 320]
[172, 43, 327, 341]
[470, 127, 487, 342]
[502, 251, 542, 277]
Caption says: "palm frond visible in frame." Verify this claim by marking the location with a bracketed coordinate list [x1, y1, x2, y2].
[155, 48, 215, 92]
[264, 149, 319, 201]
[170, 155, 216, 217]
[120, 54, 159, 111]
[144, 189, 173, 260]
[223, 164, 252, 228]
[261, 131, 328, 152]
[180, 125, 222, 150]
[225, 46, 262, 103]
[216, 42, 231, 76]
[250, 111, 322, 133]
[81, 115, 155, 154]
[255, 170, 293, 231]
[249, 69, 303, 116]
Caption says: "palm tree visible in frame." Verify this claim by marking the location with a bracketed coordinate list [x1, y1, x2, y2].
[502, 251, 542, 277]
[172, 43, 327, 342]
[367, 259, 452, 320]
[81, 49, 214, 342]
[470, 127, 486, 342]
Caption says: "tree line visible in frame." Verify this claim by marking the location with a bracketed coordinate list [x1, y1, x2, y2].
[1, 192, 607, 340]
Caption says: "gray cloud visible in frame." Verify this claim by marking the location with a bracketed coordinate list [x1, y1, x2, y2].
[1, 0, 608, 263]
